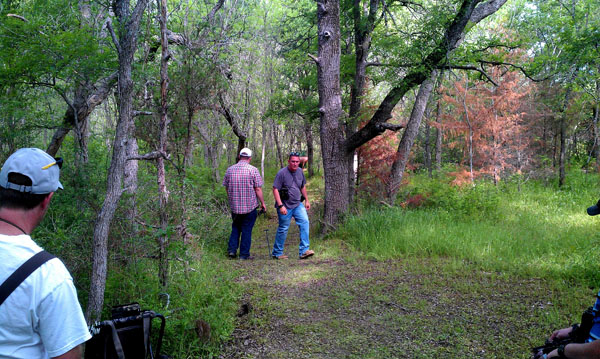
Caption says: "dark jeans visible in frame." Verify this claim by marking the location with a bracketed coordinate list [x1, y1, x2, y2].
[228, 209, 257, 258]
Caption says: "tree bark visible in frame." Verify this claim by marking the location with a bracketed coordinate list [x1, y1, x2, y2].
[305, 117, 314, 178]
[387, 71, 438, 202]
[157, 0, 170, 289]
[218, 93, 247, 154]
[435, 100, 443, 171]
[272, 120, 284, 168]
[423, 104, 432, 177]
[46, 73, 118, 157]
[316, 0, 348, 229]
[86, 0, 149, 323]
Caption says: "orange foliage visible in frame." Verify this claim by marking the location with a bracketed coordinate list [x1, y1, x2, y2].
[441, 66, 534, 183]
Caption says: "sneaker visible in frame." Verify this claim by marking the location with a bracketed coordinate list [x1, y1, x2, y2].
[240, 256, 254, 260]
[228, 252, 237, 259]
[299, 250, 314, 259]
[272, 254, 289, 260]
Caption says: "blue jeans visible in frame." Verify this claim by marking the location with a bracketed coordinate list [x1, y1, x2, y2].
[228, 209, 257, 258]
[272, 203, 310, 257]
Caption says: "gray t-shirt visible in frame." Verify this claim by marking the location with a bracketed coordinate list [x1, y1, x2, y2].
[273, 167, 306, 210]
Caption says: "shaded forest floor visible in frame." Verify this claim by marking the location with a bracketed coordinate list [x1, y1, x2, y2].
[216, 180, 581, 359]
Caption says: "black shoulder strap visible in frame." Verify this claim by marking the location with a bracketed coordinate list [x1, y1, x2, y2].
[0, 251, 56, 306]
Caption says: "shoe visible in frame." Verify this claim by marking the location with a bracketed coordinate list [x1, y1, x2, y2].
[272, 254, 289, 260]
[228, 252, 237, 259]
[240, 256, 254, 260]
[299, 250, 314, 259]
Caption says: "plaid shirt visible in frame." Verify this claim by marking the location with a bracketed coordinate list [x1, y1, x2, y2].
[222, 160, 263, 214]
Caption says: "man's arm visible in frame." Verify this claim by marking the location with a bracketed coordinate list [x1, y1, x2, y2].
[547, 340, 600, 358]
[52, 344, 82, 359]
[254, 187, 266, 211]
[300, 186, 310, 210]
[273, 188, 287, 215]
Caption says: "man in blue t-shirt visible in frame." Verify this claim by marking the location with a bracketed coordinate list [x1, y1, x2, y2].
[272, 152, 314, 260]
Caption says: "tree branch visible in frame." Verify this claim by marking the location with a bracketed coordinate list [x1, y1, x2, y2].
[344, 0, 508, 153]
[442, 64, 498, 86]
[133, 111, 153, 117]
[106, 18, 121, 55]
[128, 150, 169, 161]
[477, 60, 549, 82]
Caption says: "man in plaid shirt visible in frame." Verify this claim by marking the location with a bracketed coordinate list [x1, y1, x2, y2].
[222, 148, 266, 259]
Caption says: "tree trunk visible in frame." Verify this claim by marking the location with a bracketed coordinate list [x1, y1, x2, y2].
[559, 118, 567, 187]
[387, 71, 438, 202]
[272, 120, 284, 168]
[435, 100, 443, 170]
[86, 0, 149, 323]
[157, 0, 170, 289]
[46, 73, 118, 157]
[316, 0, 348, 229]
[347, 0, 380, 203]
[124, 134, 139, 234]
[558, 71, 577, 187]
[304, 117, 314, 177]
[423, 108, 432, 177]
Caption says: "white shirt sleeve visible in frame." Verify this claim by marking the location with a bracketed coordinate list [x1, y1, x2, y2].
[36, 275, 91, 357]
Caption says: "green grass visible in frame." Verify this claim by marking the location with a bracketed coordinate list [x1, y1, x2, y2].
[341, 170, 600, 286]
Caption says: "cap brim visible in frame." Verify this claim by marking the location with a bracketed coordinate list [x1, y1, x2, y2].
[587, 205, 600, 216]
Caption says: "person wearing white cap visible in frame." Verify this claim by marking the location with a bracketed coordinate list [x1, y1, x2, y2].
[222, 148, 267, 260]
[0, 148, 91, 359]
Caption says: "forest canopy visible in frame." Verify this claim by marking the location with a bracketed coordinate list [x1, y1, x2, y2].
[1, 0, 600, 356]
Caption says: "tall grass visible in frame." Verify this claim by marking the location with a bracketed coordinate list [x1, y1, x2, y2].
[340, 170, 600, 286]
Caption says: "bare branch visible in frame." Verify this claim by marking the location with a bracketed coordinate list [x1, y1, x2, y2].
[106, 18, 121, 55]
[441, 64, 498, 86]
[128, 151, 169, 161]
[308, 53, 320, 64]
[477, 60, 549, 82]
[377, 123, 405, 132]
[133, 111, 153, 117]
[7, 14, 28, 22]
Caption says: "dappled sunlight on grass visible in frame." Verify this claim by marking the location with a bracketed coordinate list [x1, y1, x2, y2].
[276, 265, 330, 286]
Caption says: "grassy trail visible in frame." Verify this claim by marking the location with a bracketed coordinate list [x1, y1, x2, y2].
[217, 178, 592, 358]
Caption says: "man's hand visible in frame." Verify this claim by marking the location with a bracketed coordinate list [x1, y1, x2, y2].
[549, 327, 572, 342]
[305, 200, 310, 210]
[261, 203, 267, 212]
[279, 206, 288, 215]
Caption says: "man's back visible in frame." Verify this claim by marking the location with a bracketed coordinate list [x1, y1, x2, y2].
[223, 161, 263, 214]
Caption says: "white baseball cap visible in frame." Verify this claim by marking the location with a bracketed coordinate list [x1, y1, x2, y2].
[0, 148, 63, 194]
[239, 148, 252, 157]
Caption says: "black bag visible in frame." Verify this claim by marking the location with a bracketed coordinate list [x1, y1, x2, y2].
[85, 303, 167, 359]
[279, 187, 289, 201]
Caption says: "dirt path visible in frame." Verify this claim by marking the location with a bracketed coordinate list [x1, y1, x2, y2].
[217, 210, 558, 359]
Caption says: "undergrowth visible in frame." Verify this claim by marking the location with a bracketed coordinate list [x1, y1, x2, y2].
[341, 170, 600, 287]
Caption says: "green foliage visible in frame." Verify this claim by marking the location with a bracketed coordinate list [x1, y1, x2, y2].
[399, 171, 501, 220]
[103, 252, 241, 358]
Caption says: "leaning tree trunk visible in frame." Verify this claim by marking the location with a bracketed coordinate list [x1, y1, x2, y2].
[86, 0, 149, 323]
[387, 71, 438, 202]
[315, 0, 349, 230]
